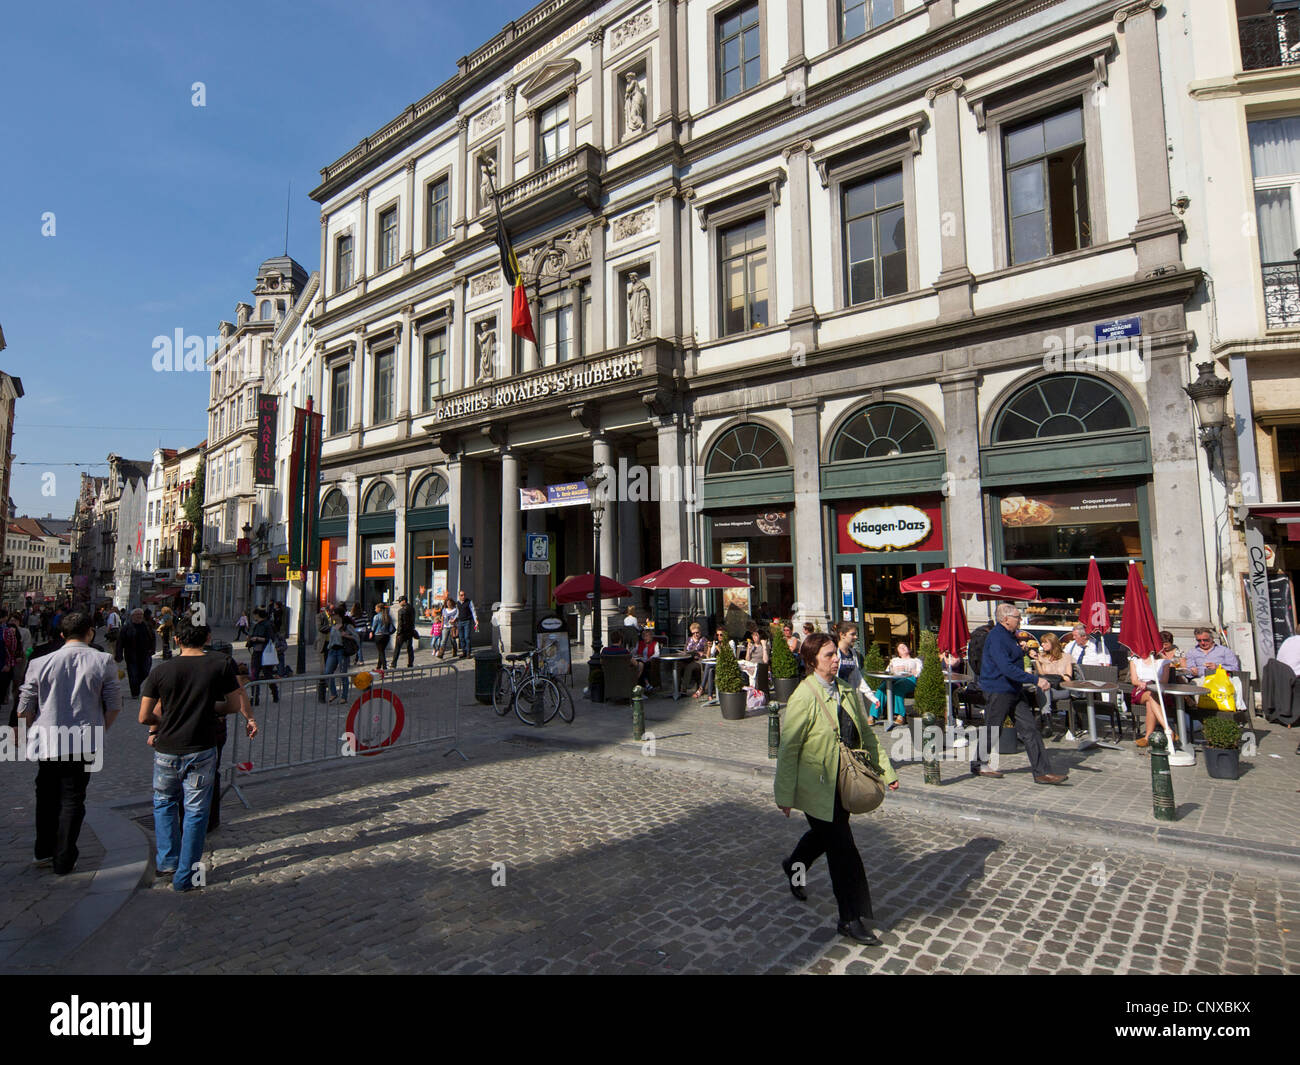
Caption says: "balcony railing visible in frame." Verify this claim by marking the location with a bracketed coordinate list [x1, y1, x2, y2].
[1262, 260, 1300, 327]
[1240, 11, 1300, 71]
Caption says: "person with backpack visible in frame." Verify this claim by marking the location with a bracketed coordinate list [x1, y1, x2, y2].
[325, 607, 359, 703]
[392, 596, 417, 668]
[371, 603, 395, 670]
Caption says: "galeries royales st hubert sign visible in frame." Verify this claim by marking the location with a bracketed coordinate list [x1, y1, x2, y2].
[431, 349, 644, 421]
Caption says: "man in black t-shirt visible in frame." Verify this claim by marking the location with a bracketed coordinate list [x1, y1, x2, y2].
[139, 617, 256, 892]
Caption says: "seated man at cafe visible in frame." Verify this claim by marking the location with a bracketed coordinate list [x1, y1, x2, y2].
[1064, 624, 1111, 667]
[1179, 627, 1240, 678]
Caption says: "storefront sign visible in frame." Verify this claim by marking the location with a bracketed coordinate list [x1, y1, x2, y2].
[843, 506, 933, 552]
[370, 542, 397, 565]
[711, 511, 790, 537]
[841, 572, 855, 609]
[255, 394, 278, 485]
[520, 482, 590, 510]
[433, 351, 643, 422]
[999, 487, 1138, 528]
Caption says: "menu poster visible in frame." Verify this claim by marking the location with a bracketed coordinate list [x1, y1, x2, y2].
[538, 631, 572, 677]
[1000, 487, 1138, 528]
[712, 511, 790, 537]
[1269, 575, 1296, 648]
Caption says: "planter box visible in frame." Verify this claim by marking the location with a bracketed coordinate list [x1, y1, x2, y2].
[773, 676, 800, 703]
[719, 690, 747, 720]
[1204, 746, 1239, 780]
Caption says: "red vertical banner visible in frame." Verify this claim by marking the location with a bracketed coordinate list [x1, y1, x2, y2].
[288, 402, 322, 570]
[255, 394, 278, 485]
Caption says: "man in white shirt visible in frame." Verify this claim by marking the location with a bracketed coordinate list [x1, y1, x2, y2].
[1065, 624, 1111, 667]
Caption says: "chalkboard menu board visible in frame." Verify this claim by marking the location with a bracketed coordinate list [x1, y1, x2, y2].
[654, 590, 670, 636]
[1269, 576, 1296, 648]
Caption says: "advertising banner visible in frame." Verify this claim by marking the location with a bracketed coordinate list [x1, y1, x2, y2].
[998, 487, 1138, 528]
[710, 510, 790, 537]
[519, 482, 591, 510]
[836, 498, 944, 554]
[255, 394, 278, 485]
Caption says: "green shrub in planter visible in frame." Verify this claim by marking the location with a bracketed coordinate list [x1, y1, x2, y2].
[769, 622, 799, 680]
[715, 638, 745, 695]
[912, 630, 946, 726]
[1202, 715, 1241, 750]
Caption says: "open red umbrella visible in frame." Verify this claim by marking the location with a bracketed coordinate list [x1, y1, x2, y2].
[628, 561, 750, 589]
[1078, 556, 1110, 634]
[553, 573, 631, 604]
[1117, 560, 1160, 658]
[899, 566, 1039, 601]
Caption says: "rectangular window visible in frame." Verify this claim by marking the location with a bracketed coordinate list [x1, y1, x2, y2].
[1249, 116, 1300, 327]
[335, 234, 353, 291]
[717, 2, 761, 101]
[426, 178, 450, 246]
[843, 168, 907, 304]
[422, 330, 447, 410]
[538, 293, 574, 365]
[372, 349, 394, 423]
[538, 98, 571, 165]
[330, 365, 350, 436]
[233, 451, 241, 489]
[841, 0, 895, 41]
[719, 217, 769, 335]
[1004, 103, 1090, 265]
[378, 207, 399, 271]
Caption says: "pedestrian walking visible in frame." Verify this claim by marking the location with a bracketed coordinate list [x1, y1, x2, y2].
[371, 602, 395, 670]
[139, 614, 255, 892]
[774, 632, 899, 945]
[325, 607, 359, 703]
[118, 608, 156, 699]
[17, 613, 122, 875]
[234, 612, 249, 640]
[456, 589, 478, 660]
[7, 612, 33, 730]
[158, 606, 175, 660]
[438, 596, 459, 659]
[315, 605, 333, 702]
[245, 608, 280, 706]
[392, 596, 417, 667]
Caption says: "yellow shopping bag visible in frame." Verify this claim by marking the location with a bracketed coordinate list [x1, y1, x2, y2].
[1197, 666, 1237, 714]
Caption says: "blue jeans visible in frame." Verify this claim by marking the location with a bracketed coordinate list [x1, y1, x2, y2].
[458, 620, 472, 656]
[325, 648, 349, 698]
[873, 675, 917, 720]
[152, 748, 217, 891]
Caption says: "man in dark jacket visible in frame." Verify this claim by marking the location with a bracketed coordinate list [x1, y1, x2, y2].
[973, 603, 1065, 784]
[118, 608, 156, 699]
[392, 596, 417, 668]
[966, 621, 995, 678]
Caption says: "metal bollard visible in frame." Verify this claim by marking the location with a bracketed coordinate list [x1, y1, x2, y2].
[632, 685, 644, 741]
[768, 701, 782, 758]
[921, 712, 941, 785]
[1150, 729, 1176, 822]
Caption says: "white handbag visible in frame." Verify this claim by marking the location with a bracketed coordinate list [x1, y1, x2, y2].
[261, 641, 279, 667]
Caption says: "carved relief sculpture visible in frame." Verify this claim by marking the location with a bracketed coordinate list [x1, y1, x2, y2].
[624, 73, 646, 139]
[476, 320, 498, 382]
[479, 155, 495, 212]
[626, 272, 651, 342]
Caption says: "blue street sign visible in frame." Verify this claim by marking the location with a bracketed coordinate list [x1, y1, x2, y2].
[1094, 317, 1141, 341]
[184, 573, 201, 589]
[525, 533, 549, 562]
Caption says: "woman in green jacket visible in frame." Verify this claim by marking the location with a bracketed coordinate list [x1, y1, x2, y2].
[775, 631, 899, 945]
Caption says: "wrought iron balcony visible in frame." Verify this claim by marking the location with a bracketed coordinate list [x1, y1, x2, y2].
[1239, 10, 1300, 71]
[490, 145, 603, 228]
[1262, 260, 1300, 328]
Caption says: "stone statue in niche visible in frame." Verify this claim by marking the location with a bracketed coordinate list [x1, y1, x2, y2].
[623, 73, 646, 139]
[476, 321, 497, 382]
[626, 272, 651, 342]
[479, 156, 495, 212]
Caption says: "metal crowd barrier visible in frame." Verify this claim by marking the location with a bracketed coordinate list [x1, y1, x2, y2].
[223, 662, 465, 807]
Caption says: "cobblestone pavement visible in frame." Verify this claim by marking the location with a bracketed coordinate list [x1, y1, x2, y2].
[49, 744, 1300, 975]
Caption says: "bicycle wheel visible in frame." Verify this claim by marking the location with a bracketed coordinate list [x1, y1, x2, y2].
[492, 668, 515, 716]
[556, 680, 575, 723]
[515, 677, 562, 726]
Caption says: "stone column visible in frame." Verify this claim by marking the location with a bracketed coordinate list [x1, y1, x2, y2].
[656, 0, 679, 145]
[925, 77, 973, 319]
[1229, 354, 1260, 503]
[393, 468, 409, 602]
[351, 333, 365, 438]
[655, 190, 680, 342]
[454, 116, 469, 240]
[790, 399, 829, 631]
[924, 0, 954, 26]
[1146, 338, 1212, 626]
[784, 0, 806, 68]
[503, 85, 517, 187]
[939, 371, 987, 568]
[656, 414, 687, 638]
[782, 140, 817, 352]
[525, 459, 545, 618]
[590, 220, 608, 352]
[318, 214, 329, 314]
[446, 450, 463, 578]
[396, 308, 413, 437]
[592, 434, 616, 645]
[357, 188, 370, 295]
[588, 27, 605, 150]
[568, 279, 584, 359]
[499, 447, 523, 650]
[1117, 1, 1183, 273]
[342, 475, 359, 607]
[403, 159, 416, 273]
[618, 443, 642, 600]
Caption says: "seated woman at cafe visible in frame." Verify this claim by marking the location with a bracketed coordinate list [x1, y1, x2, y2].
[1130, 651, 1175, 748]
[632, 625, 661, 693]
[1034, 633, 1078, 737]
[1158, 630, 1181, 662]
[698, 626, 732, 701]
[682, 622, 709, 696]
[738, 624, 770, 688]
[872, 641, 922, 725]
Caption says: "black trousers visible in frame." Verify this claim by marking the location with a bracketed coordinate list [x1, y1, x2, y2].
[35, 759, 91, 873]
[392, 633, 416, 667]
[787, 789, 873, 924]
[976, 690, 1053, 777]
[373, 635, 390, 669]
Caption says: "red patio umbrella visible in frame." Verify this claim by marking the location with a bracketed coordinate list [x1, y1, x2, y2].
[1078, 556, 1111, 634]
[1117, 560, 1160, 659]
[553, 573, 631, 604]
[899, 566, 1039, 601]
[628, 561, 750, 589]
[936, 574, 972, 656]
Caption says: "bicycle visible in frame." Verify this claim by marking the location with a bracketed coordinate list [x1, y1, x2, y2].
[492, 647, 573, 726]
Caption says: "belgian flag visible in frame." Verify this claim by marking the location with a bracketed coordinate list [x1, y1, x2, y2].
[492, 196, 537, 345]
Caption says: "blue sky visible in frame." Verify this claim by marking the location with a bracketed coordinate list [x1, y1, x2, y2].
[1, 0, 524, 517]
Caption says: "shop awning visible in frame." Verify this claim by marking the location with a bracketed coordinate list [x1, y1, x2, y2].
[1238, 501, 1300, 540]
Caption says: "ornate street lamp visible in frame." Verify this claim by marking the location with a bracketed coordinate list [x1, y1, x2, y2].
[583, 468, 610, 669]
[1183, 361, 1232, 462]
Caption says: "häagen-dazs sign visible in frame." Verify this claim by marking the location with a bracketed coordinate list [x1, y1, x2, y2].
[846, 505, 932, 551]
[432, 350, 643, 421]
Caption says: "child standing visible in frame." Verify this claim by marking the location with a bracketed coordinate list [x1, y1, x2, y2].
[430, 615, 444, 655]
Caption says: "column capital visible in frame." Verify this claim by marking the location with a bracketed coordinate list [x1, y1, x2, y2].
[359, 187, 370, 205]
[937, 369, 981, 390]
[455, 115, 470, 133]
[781, 139, 814, 162]
[504, 82, 518, 100]
[788, 397, 822, 415]
[319, 213, 329, 229]
[587, 25, 605, 46]
[924, 76, 965, 102]
[1114, 0, 1161, 24]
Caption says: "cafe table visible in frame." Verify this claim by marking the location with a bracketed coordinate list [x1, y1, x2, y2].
[1059, 680, 1124, 750]
[657, 651, 693, 702]
[865, 671, 898, 727]
[1146, 681, 1207, 766]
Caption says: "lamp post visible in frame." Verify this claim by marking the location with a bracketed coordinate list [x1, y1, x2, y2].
[1183, 361, 1232, 467]
[583, 468, 609, 669]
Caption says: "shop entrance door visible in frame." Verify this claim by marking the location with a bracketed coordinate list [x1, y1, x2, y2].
[835, 561, 945, 655]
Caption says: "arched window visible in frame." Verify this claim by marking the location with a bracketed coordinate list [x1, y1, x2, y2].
[705, 423, 789, 475]
[410, 474, 449, 509]
[320, 490, 348, 520]
[362, 481, 396, 513]
[993, 375, 1134, 443]
[259, 300, 272, 320]
[831, 403, 936, 461]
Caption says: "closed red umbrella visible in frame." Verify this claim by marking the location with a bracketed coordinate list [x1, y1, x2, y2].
[1117, 560, 1161, 659]
[936, 572, 971, 656]
[899, 566, 1039, 601]
[1078, 556, 1110, 634]
[628, 560, 750, 589]
[553, 573, 631, 604]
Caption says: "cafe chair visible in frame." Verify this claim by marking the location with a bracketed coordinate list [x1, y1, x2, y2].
[600, 652, 636, 704]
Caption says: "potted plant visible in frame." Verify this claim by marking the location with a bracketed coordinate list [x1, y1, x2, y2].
[1201, 715, 1241, 780]
[769, 621, 800, 703]
[715, 637, 748, 720]
[863, 640, 887, 677]
[913, 632, 947, 783]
